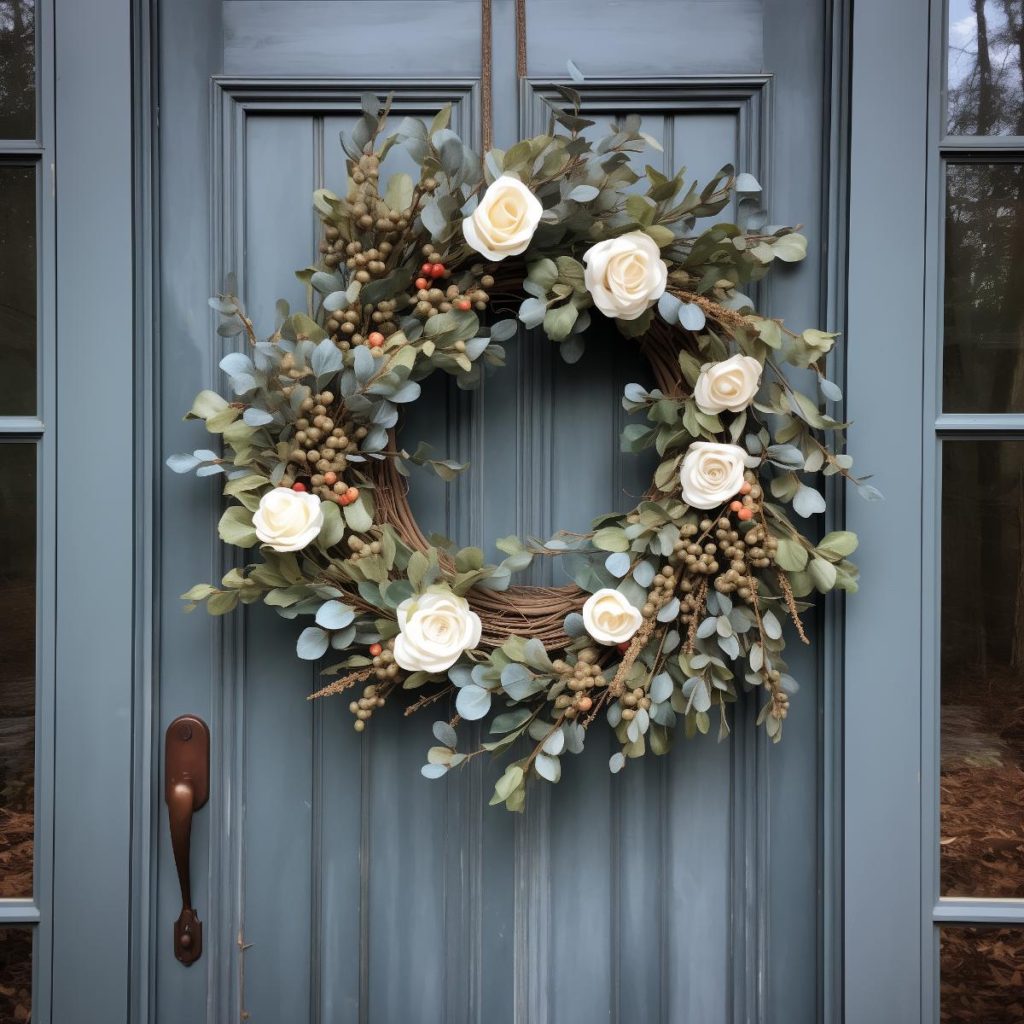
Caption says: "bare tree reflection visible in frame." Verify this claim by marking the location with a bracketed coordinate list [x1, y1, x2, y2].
[949, 0, 1024, 135]
[0, 0, 34, 139]
[942, 6, 1024, 1022]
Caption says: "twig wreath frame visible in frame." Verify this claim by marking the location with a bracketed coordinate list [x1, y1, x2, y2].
[169, 91, 874, 809]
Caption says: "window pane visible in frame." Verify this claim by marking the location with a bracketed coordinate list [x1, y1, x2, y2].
[0, 165, 36, 416]
[0, 443, 34, 898]
[948, 0, 1024, 135]
[0, 1, 34, 139]
[941, 440, 1024, 897]
[941, 926, 1024, 1023]
[943, 163, 1024, 413]
[0, 928, 31, 1023]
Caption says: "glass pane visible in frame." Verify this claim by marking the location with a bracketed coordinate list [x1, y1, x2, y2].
[0, 928, 31, 1023]
[948, 0, 1024, 135]
[941, 440, 1024, 897]
[943, 163, 1024, 413]
[941, 926, 1024, 1023]
[0, 1, 34, 139]
[0, 443, 34, 898]
[0, 165, 36, 415]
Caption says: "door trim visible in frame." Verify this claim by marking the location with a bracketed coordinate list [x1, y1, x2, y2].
[51, 0, 140, 1021]
[844, 0, 930, 1020]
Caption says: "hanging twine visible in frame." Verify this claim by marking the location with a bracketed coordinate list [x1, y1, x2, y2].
[480, 0, 529, 154]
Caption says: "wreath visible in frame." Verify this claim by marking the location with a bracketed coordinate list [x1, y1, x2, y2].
[169, 91, 874, 810]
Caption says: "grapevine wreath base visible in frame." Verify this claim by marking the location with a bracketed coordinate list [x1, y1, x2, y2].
[169, 91, 874, 810]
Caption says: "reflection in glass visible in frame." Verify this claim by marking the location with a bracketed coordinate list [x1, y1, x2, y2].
[941, 926, 1024, 1023]
[948, 0, 1024, 135]
[0, 0, 34, 139]
[0, 166, 36, 416]
[0, 928, 31, 1023]
[943, 163, 1024, 413]
[0, 444, 34, 898]
[941, 441, 1024, 898]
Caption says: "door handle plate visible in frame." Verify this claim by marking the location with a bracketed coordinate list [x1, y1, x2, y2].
[165, 714, 210, 965]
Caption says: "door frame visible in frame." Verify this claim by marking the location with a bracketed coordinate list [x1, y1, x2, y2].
[44, 0, 937, 1019]
[49, 0, 142, 1021]
[844, 0, 932, 1021]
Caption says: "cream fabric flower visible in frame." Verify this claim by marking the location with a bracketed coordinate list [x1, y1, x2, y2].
[394, 589, 483, 674]
[582, 588, 643, 646]
[679, 442, 747, 510]
[462, 175, 542, 261]
[583, 231, 668, 320]
[253, 488, 324, 552]
[694, 354, 762, 414]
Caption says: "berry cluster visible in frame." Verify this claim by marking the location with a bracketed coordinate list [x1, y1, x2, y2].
[551, 648, 602, 718]
[284, 390, 366, 505]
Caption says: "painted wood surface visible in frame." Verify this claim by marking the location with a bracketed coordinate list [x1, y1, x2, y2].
[150, 2, 836, 1020]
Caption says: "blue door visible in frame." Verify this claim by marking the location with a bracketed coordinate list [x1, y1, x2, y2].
[147, 1, 842, 1021]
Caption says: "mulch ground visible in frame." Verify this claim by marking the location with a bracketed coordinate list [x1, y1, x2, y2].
[940, 675, 1024, 1023]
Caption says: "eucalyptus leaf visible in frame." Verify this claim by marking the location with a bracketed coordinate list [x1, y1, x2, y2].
[456, 683, 492, 721]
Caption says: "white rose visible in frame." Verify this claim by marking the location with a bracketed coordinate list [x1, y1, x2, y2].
[462, 175, 542, 261]
[679, 442, 747, 510]
[583, 231, 668, 320]
[582, 588, 644, 646]
[252, 488, 325, 552]
[394, 588, 483, 674]
[694, 354, 762, 414]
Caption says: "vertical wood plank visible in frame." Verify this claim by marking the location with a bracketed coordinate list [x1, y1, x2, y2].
[238, 113, 316, 1021]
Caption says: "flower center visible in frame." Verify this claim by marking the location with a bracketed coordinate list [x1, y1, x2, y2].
[703, 460, 727, 483]
[492, 195, 523, 232]
[421, 613, 454, 645]
[718, 373, 741, 397]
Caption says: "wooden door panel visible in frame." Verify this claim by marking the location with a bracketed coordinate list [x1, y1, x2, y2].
[154, 2, 832, 1020]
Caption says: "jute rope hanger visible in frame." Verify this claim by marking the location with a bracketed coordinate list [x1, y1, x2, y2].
[480, 0, 529, 154]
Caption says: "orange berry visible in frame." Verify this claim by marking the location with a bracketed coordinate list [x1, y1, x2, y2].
[368, 331, 384, 347]
[577, 696, 593, 713]
[737, 508, 754, 521]
[729, 500, 743, 512]
[455, 299, 471, 311]
[421, 262, 433, 275]
[369, 643, 383, 656]
[415, 277, 429, 290]
[345, 486, 359, 502]
[429, 262, 445, 278]
[323, 471, 337, 486]
[739, 481, 752, 494]
[292, 482, 307, 492]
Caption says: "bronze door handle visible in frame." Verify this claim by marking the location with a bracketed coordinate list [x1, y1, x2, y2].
[165, 714, 210, 965]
